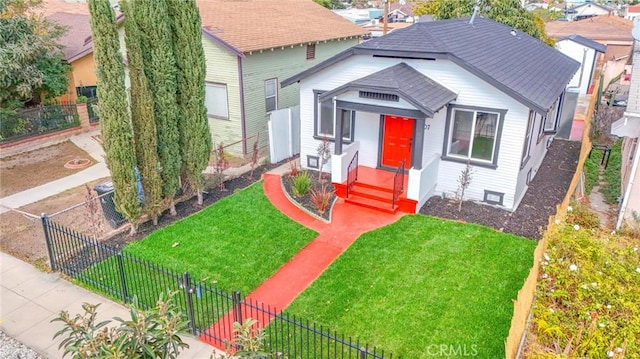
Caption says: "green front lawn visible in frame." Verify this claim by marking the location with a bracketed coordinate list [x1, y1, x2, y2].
[284, 215, 536, 358]
[89, 182, 317, 295]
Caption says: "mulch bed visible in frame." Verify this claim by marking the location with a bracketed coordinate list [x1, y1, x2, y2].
[420, 139, 582, 240]
[103, 160, 288, 249]
[281, 173, 336, 221]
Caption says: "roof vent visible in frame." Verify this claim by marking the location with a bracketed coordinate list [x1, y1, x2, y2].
[510, 29, 517, 36]
[359, 91, 399, 102]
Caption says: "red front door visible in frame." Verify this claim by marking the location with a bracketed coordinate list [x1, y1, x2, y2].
[381, 115, 413, 169]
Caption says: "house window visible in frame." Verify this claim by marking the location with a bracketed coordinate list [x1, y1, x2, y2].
[205, 82, 229, 119]
[444, 106, 504, 167]
[76, 85, 97, 99]
[265, 78, 277, 112]
[483, 190, 504, 205]
[307, 155, 319, 168]
[538, 93, 564, 141]
[306, 44, 316, 60]
[521, 110, 535, 167]
[314, 90, 354, 141]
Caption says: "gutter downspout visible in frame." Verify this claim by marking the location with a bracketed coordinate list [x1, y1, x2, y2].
[238, 55, 248, 155]
[616, 138, 640, 230]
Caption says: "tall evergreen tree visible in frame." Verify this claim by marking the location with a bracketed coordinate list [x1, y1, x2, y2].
[167, 0, 212, 205]
[87, 0, 140, 229]
[134, 0, 181, 215]
[122, 0, 163, 224]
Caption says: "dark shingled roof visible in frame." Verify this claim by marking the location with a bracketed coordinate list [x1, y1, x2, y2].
[560, 34, 607, 53]
[318, 63, 457, 116]
[283, 17, 580, 115]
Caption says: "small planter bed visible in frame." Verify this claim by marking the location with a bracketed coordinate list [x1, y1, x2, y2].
[281, 170, 336, 222]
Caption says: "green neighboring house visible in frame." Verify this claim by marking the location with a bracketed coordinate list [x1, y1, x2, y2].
[196, 0, 368, 155]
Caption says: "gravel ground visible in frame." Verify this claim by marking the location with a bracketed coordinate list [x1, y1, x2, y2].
[0, 331, 43, 359]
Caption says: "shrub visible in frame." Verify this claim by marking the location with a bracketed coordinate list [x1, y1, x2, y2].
[291, 171, 311, 197]
[310, 184, 333, 213]
[76, 95, 89, 103]
[526, 224, 640, 357]
[52, 292, 189, 358]
[288, 160, 299, 177]
[565, 201, 600, 230]
[601, 140, 622, 204]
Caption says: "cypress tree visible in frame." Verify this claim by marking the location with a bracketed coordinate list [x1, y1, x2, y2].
[88, 0, 140, 229]
[134, 0, 181, 215]
[122, 0, 163, 225]
[167, 0, 212, 205]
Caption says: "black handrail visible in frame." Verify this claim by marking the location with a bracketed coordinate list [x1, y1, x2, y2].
[392, 159, 405, 209]
[346, 151, 359, 198]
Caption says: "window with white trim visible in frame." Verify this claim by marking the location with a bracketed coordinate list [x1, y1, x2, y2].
[314, 90, 354, 141]
[446, 107, 501, 164]
[521, 110, 535, 166]
[205, 83, 229, 119]
[265, 78, 277, 112]
[539, 92, 564, 140]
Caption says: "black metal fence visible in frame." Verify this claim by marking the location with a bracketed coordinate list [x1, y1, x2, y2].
[86, 97, 99, 124]
[42, 216, 394, 358]
[0, 102, 80, 143]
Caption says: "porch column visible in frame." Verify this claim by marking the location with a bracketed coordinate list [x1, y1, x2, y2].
[334, 97, 343, 155]
[412, 117, 426, 170]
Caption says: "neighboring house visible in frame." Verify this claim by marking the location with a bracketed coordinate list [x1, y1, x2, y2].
[48, 12, 97, 103]
[611, 36, 640, 230]
[282, 17, 579, 214]
[546, 15, 634, 88]
[361, 21, 412, 39]
[625, 4, 640, 20]
[567, 2, 614, 21]
[387, 2, 416, 23]
[546, 15, 634, 46]
[555, 34, 607, 95]
[196, 0, 368, 154]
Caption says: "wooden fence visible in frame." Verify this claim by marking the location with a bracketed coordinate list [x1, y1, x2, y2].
[504, 88, 598, 358]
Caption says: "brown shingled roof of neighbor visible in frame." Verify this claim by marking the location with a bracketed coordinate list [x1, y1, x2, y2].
[604, 44, 632, 61]
[196, 0, 369, 53]
[545, 16, 634, 42]
[46, 11, 92, 61]
[41, 0, 89, 16]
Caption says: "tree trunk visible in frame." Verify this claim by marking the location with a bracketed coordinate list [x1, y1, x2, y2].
[169, 198, 177, 216]
[197, 190, 203, 205]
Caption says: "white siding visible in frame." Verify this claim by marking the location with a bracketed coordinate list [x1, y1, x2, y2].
[202, 39, 242, 153]
[353, 111, 380, 167]
[556, 40, 597, 94]
[514, 112, 549, 208]
[298, 55, 532, 210]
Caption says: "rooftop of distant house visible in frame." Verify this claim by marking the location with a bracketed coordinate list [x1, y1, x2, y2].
[196, 0, 369, 54]
[545, 15, 634, 42]
[46, 11, 92, 61]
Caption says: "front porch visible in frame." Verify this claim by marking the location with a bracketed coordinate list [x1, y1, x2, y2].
[333, 165, 416, 214]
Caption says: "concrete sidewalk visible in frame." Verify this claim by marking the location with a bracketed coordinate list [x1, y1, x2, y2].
[0, 252, 219, 358]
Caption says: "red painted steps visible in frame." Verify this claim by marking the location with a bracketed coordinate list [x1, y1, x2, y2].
[345, 182, 398, 213]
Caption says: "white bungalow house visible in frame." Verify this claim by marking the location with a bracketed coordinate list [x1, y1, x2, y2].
[282, 17, 579, 214]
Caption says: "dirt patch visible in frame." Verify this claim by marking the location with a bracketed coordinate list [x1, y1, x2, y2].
[0, 177, 110, 264]
[420, 139, 581, 240]
[0, 141, 95, 197]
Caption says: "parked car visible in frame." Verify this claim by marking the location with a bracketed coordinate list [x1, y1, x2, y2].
[608, 94, 628, 107]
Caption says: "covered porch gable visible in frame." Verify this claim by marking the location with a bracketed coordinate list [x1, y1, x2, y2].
[322, 63, 457, 213]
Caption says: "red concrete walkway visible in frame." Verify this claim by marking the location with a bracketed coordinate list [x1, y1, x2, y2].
[201, 172, 403, 348]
